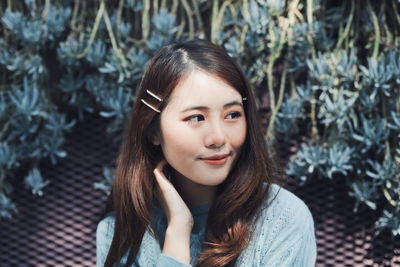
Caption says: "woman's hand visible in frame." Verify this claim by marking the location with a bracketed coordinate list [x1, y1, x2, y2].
[153, 160, 193, 264]
[153, 160, 194, 232]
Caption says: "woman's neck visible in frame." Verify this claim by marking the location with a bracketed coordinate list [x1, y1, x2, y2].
[170, 169, 217, 208]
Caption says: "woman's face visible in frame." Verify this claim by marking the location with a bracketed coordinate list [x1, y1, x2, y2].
[155, 70, 247, 186]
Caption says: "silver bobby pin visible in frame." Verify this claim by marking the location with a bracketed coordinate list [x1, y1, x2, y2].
[146, 89, 162, 102]
[141, 99, 161, 113]
[140, 89, 162, 113]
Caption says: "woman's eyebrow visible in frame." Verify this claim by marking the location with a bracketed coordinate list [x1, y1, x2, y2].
[180, 100, 243, 113]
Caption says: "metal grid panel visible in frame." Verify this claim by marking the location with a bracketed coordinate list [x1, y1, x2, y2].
[0, 113, 114, 266]
[0, 113, 399, 266]
[287, 178, 400, 267]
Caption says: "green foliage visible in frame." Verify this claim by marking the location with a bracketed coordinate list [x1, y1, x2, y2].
[0, 193, 17, 219]
[0, 0, 399, 238]
[0, 1, 75, 219]
[24, 168, 50, 196]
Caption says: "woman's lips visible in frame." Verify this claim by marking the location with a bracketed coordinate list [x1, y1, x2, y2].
[201, 154, 230, 165]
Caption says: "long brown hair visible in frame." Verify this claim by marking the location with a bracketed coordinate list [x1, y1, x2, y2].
[102, 39, 278, 267]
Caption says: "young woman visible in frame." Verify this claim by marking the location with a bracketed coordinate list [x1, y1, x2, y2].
[96, 39, 316, 267]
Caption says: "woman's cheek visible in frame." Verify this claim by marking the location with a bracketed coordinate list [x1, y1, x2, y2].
[229, 122, 247, 149]
[161, 125, 198, 157]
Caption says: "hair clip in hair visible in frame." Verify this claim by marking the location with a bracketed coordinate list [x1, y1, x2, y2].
[141, 99, 161, 113]
[141, 89, 162, 113]
[146, 89, 162, 102]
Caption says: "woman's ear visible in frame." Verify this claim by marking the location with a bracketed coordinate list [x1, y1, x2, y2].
[152, 134, 161, 146]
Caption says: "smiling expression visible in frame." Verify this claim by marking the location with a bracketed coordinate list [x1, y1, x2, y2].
[155, 70, 247, 186]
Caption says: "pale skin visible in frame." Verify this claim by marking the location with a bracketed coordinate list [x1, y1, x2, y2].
[152, 70, 247, 264]
[153, 160, 193, 264]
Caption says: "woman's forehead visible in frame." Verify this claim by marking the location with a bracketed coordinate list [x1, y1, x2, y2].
[165, 70, 242, 111]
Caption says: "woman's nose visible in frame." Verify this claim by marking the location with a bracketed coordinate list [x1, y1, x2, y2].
[204, 121, 226, 148]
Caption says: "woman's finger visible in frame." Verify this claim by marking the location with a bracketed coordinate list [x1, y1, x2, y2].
[153, 160, 172, 190]
[152, 160, 193, 229]
[153, 160, 171, 214]
[153, 162, 183, 206]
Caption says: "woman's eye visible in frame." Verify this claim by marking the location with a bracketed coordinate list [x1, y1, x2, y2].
[186, 115, 205, 123]
[226, 112, 242, 120]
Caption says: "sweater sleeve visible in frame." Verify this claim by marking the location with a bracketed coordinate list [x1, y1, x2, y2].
[258, 190, 317, 266]
[96, 217, 193, 267]
[96, 217, 114, 267]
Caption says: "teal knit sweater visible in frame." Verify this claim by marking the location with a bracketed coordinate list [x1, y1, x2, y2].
[96, 184, 317, 266]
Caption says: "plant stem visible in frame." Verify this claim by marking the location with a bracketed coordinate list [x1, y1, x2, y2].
[306, 0, 316, 60]
[180, 0, 194, 39]
[161, 0, 167, 10]
[70, 0, 80, 32]
[154, 0, 159, 14]
[191, 0, 204, 38]
[265, 17, 289, 139]
[287, 0, 300, 30]
[176, 20, 186, 38]
[242, 0, 251, 25]
[382, 1, 393, 47]
[41, 0, 50, 20]
[76, 0, 104, 59]
[266, 22, 277, 111]
[103, 3, 128, 69]
[116, 0, 124, 40]
[306, 0, 319, 143]
[142, 0, 150, 40]
[383, 188, 397, 207]
[390, 0, 400, 47]
[391, 0, 400, 28]
[367, 0, 380, 59]
[267, 61, 288, 139]
[172, 0, 178, 14]
[335, 0, 355, 51]
[239, 24, 248, 49]
[210, 0, 219, 42]
[310, 95, 319, 143]
[216, 0, 232, 37]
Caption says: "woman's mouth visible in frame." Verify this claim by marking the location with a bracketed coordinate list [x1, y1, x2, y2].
[201, 154, 230, 165]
